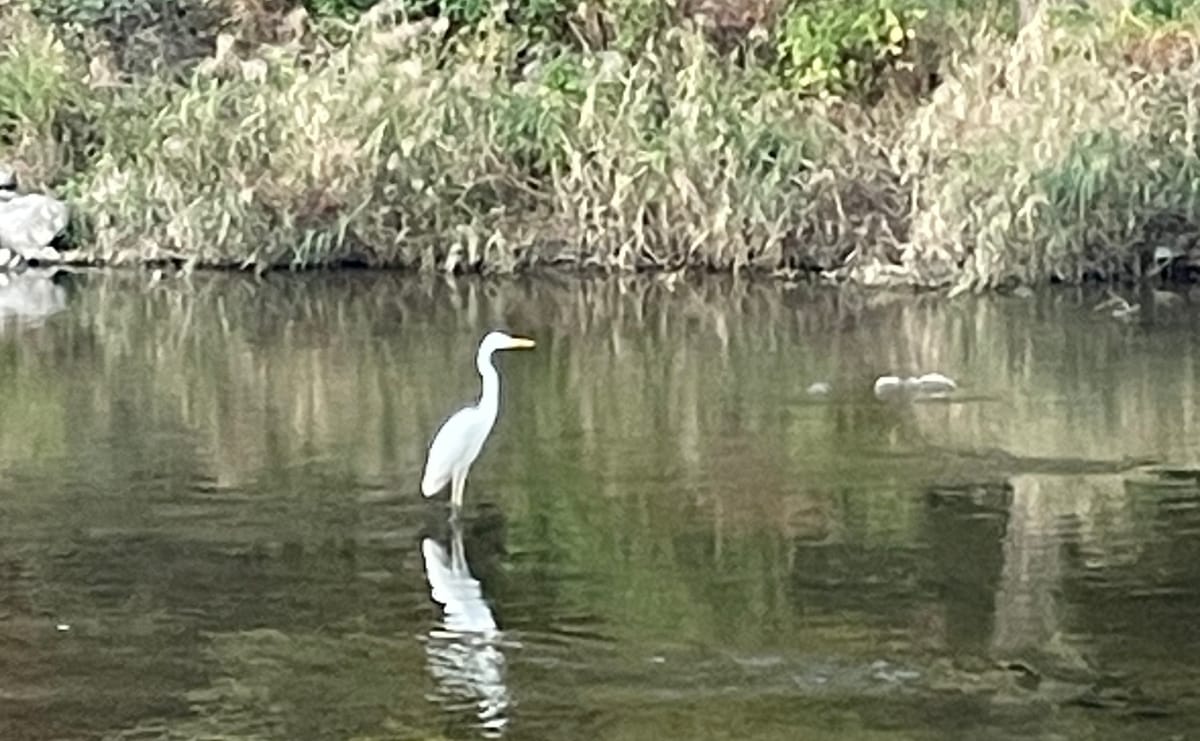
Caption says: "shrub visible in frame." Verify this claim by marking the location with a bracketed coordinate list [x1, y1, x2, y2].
[63, 9, 896, 274]
[888, 8, 1200, 292]
[0, 7, 89, 188]
[28, 0, 227, 74]
[8, 0, 1200, 289]
[772, 0, 925, 95]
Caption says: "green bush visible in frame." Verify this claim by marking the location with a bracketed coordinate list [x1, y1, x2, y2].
[1131, 0, 1200, 21]
[49, 8, 889, 274]
[305, 0, 939, 99]
[7, 0, 1200, 288]
[26, 0, 225, 73]
[773, 0, 926, 95]
[0, 8, 90, 187]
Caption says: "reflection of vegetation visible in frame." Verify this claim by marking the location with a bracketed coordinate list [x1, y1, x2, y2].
[0, 272, 1194, 519]
[0, 270, 1195, 525]
[1, 273, 1199, 738]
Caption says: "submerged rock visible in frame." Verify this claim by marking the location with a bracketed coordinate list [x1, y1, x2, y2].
[909, 372, 957, 394]
[873, 375, 904, 396]
[874, 372, 958, 400]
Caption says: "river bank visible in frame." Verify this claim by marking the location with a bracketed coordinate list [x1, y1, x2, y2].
[3, 0, 1200, 292]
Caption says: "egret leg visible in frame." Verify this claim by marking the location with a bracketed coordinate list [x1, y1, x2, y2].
[449, 470, 467, 520]
[449, 520, 466, 569]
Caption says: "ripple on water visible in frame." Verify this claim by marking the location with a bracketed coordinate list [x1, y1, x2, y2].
[4, 274, 1200, 741]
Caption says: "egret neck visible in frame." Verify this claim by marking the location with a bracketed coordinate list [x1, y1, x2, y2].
[476, 341, 501, 429]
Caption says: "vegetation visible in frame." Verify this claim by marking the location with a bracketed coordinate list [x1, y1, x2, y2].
[3, 0, 1200, 290]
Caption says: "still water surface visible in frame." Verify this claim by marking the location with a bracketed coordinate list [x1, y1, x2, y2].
[0, 269, 1198, 740]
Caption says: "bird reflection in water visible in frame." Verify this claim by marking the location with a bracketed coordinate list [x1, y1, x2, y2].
[421, 521, 513, 737]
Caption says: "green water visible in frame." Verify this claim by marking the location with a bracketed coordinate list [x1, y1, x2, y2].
[0, 269, 1198, 741]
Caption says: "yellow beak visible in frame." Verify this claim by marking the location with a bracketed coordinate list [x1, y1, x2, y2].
[507, 336, 536, 349]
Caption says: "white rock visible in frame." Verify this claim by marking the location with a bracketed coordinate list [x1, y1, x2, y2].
[873, 375, 904, 396]
[0, 193, 68, 258]
[913, 372, 957, 394]
[874, 372, 958, 399]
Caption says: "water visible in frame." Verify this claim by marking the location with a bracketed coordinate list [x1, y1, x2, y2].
[0, 268, 1198, 741]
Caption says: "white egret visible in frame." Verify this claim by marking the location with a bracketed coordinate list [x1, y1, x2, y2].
[421, 330, 536, 517]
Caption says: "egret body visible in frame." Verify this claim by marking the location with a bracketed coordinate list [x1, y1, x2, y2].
[421, 331, 536, 517]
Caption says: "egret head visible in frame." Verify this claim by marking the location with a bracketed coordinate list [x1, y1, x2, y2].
[480, 330, 536, 355]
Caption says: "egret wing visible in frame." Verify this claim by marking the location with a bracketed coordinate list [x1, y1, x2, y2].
[421, 406, 481, 496]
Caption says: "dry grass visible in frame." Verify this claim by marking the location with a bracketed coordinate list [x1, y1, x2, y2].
[888, 6, 1200, 293]
[59, 6, 899, 275]
[4, 1, 1200, 288]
